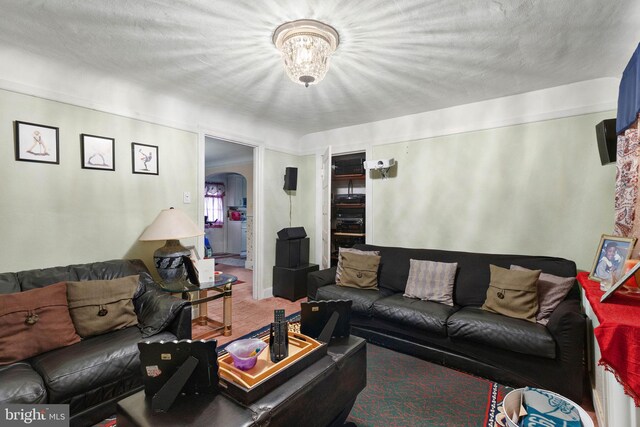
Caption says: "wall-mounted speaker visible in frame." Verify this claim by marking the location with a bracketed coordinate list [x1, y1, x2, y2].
[284, 167, 298, 191]
[596, 119, 617, 165]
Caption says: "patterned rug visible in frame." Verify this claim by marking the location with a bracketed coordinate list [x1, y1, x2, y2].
[216, 257, 247, 267]
[95, 317, 510, 427]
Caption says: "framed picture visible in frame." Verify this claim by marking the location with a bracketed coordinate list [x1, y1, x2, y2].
[14, 121, 59, 164]
[588, 234, 637, 283]
[131, 142, 158, 175]
[601, 261, 640, 302]
[81, 134, 115, 171]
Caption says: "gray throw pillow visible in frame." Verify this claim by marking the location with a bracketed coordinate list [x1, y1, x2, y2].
[336, 247, 380, 285]
[404, 259, 458, 306]
[510, 265, 575, 325]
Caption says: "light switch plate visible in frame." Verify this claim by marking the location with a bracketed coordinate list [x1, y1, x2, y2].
[183, 191, 191, 204]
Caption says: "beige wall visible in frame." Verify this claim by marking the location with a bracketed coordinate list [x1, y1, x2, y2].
[261, 149, 316, 291]
[0, 89, 199, 273]
[368, 111, 616, 270]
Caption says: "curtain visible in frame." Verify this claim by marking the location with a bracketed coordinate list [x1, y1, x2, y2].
[205, 182, 225, 228]
[615, 115, 640, 255]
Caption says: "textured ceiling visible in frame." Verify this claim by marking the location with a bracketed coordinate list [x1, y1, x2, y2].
[2, 0, 640, 135]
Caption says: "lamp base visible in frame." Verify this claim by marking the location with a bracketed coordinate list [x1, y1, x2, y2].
[154, 240, 190, 283]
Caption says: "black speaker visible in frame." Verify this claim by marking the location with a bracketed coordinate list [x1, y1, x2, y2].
[284, 167, 298, 191]
[596, 119, 617, 165]
[276, 237, 310, 268]
[277, 227, 307, 240]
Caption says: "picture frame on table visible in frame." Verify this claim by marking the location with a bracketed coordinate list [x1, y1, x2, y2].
[588, 234, 637, 283]
[81, 134, 115, 171]
[131, 142, 158, 175]
[14, 121, 60, 164]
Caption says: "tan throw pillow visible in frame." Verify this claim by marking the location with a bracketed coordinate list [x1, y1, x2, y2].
[0, 282, 81, 365]
[510, 265, 575, 325]
[404, 259, 458, 306]
[66, 275, 139, 338]
[482, 265, 540, 322]
[336, 247, 380, 285]
[338, 252, 381, 290]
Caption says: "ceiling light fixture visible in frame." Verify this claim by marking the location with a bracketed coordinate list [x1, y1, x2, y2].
[273, 19, 339, 88]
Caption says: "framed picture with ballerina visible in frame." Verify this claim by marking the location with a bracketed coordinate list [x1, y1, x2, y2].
[14, 121, 60, 164]
[81, 134, 115, 171]
[131, 142, 158, 175]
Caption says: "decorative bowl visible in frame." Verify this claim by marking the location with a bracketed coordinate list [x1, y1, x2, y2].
[225, 338, 268, 370]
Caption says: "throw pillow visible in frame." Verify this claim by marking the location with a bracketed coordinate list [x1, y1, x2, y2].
[482, 265, 541, 322]
[66, 275, 139, 338]
[403, 259, 458, 306]
[510, 265, 575, 325]
[337, 252, 381, 290]
[0, 282, 81, 365]
[336, 247, 380, 285]
[134, 272, 189, 338]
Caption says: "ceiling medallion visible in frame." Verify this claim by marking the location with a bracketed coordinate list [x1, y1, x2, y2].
[273, 19, 340, 88]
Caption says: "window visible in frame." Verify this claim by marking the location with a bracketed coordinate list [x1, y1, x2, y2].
[205, 182, 225, 228]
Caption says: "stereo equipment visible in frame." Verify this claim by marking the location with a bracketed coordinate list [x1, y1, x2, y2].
[336, 218, 365, 233]
[596, 119, 617, 165]
[336, 207, 365, 219]
[333, 234, 365, 249]
[335, 194, 365, 205]
[276, 237, 309, 268]
[283, 167, 298, 191]
[277, 226, 307, 240]
[334, 157, 365, 176]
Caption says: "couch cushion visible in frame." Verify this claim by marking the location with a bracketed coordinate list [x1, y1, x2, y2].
[0, 362, 47, 404]
[372, 294, 459, 336]
[511, 265, 575, 325]
[337, 252, 381, 290]
[29, 326, 175, 406]
[336, 247, 380, 284]
[316, 285, 387, 317]
[66, 275, 139, 338]
[0, 282, 81, 365]
[447, 307, 556, 359]
[353, 244, 577, 306]
[404, 259, 457, 306]
[15, 259, 149, 291]
[482, 265, 540, 322]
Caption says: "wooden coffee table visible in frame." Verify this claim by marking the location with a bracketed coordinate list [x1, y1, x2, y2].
[116, 336, 366, 427]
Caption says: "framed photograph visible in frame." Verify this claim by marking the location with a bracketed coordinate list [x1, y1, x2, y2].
[14, 121, 59, 164]
[588, 234, 637, 283]
[601, 261, 640, 302]
[81, 134, 115, 171]
[132, 142, 158, 175]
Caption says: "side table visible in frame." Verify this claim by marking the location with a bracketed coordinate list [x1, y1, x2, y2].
[159, 274, 236, 336]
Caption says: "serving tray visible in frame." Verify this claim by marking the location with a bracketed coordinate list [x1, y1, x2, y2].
[218, 331, 327, 405]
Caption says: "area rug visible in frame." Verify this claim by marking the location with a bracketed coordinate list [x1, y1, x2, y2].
[94, 317, 510, 427]
[346, 343, 511, 427]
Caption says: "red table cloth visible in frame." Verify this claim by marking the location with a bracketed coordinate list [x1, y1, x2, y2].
[578, 271, 640, 405]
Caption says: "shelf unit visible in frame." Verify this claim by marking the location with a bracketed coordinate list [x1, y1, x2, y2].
[330, 153, 366, 266]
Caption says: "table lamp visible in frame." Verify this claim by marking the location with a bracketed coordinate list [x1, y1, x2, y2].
[139, 207, 204, 283]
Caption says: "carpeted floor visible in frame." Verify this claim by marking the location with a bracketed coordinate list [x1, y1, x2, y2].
[216, 257, 247, 267]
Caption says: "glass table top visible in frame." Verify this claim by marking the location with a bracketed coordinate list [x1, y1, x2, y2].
[158, 273, 237, 293]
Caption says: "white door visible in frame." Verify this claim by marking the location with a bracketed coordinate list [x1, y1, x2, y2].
[321, 146, 332, 269]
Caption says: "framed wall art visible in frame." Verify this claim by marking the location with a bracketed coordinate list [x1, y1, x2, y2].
[588, 234, 637, 283]
[131, 142, 158, 175]
[81, 134, 115, 171]
[14, 121, 59, 164]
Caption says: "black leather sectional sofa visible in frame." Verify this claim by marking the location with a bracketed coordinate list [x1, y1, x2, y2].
[0, 259, 191, 427]
[308, 244, 586, 402]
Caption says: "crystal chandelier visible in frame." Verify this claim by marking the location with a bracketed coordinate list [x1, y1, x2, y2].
[273, 19, 340, 87]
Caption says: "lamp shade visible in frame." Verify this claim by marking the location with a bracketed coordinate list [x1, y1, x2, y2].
[139, 207, 203, 241]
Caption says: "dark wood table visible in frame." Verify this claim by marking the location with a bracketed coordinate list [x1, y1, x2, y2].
[116, 336, 366, 427]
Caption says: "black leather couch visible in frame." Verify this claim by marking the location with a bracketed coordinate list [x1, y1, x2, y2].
[308, 244, 586, 402]
[0, 259, 192, 427]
